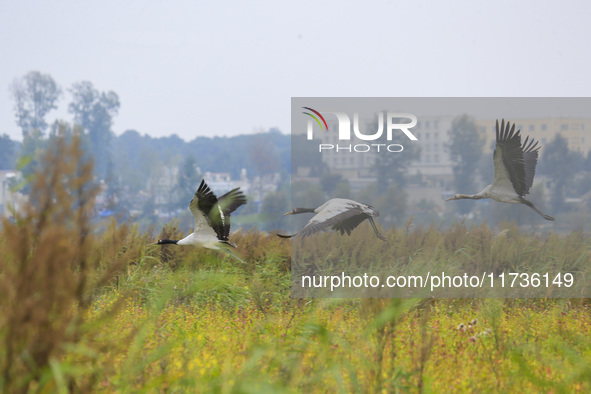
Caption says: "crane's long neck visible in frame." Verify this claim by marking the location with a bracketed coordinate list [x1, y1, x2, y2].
[294, 208, 316, 214]
[456, 186, 490, 200]
[456, 193, 486, 200]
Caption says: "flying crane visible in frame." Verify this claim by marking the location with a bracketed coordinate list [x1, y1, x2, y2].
[277, 198, 387, 241]
[446, 119, 554, 221]
[155, 179, 247, 261]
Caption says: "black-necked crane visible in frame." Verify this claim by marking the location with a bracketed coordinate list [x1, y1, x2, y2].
[155, 179, 247, 260]
[446, 119, 555, 221]
[277, 198, 387, 241]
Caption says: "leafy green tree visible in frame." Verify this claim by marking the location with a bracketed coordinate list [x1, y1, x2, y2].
[69, 81, 120, 179]
[18, 129, 48, 192]
[585, 151, 591, 172]
[447, 114, 485, 215]
[291, 181, 325, 211]
[333, 181, 351, 199]
[320, 173, 343, 196]
[287, 181, 325, 231]
[10, 71, 62, 137]
[173, 155, 201, 211]
[356, 183, 406, 228]
[291, 134, 326, 177]
[249, 135, 280, 177]
[111, 130, 147, 195]
[478, 138, 496, 191]
[320, 173, 351, 199]
[538, 134, 574, 213]
[575, 172, 591, 197]
[259, 189, 289, 231]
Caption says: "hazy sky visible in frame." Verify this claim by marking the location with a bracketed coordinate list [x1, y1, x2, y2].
[1, 0, 590, 141]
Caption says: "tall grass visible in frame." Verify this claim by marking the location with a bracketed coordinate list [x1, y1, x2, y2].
[0, 129, 133, 392]
[291, 220, 590, 298]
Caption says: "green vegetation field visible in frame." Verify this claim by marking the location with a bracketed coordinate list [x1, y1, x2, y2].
[3, 220, 591, 392]
[2, 135, 591, 393]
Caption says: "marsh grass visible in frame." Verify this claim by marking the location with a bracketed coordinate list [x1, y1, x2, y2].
[290, 220, 590, 298]
[0, 129, 133, 392]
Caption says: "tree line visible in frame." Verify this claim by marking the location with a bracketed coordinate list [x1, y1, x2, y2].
[2, 71, 590, 231]
[0, 71, 292, 230]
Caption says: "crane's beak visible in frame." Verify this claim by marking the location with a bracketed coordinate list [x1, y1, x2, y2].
[445, 197, 456, 201]
[284, 211, 293, 216]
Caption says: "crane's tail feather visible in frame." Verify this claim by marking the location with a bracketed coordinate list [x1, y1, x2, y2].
[216, 240, 245, 263]
[368, 217, 387, 241]
[519, 198, 555, 221]
[221, 246, 245, 264]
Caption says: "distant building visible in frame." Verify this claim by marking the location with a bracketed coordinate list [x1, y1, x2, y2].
[0, 170, 26, 218]
[317, 115, 456, 185]
[476, 117, 591, 153]
[204, 172, 232, 183]
[407, 115, 455, 181]
[319, 118, 376, 181]
[148, 166, 179, 206]
[204, 170, 250, 195]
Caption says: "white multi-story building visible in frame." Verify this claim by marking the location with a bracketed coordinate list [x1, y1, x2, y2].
[407, 115, 455, 179]
[476, 117, 591, 154]
[317, 115, 456, 181]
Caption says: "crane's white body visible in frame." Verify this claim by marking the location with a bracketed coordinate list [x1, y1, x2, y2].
[177, 230, 221, 249]
[178, 202, 231, 249]
[481, 142, 524, 203]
